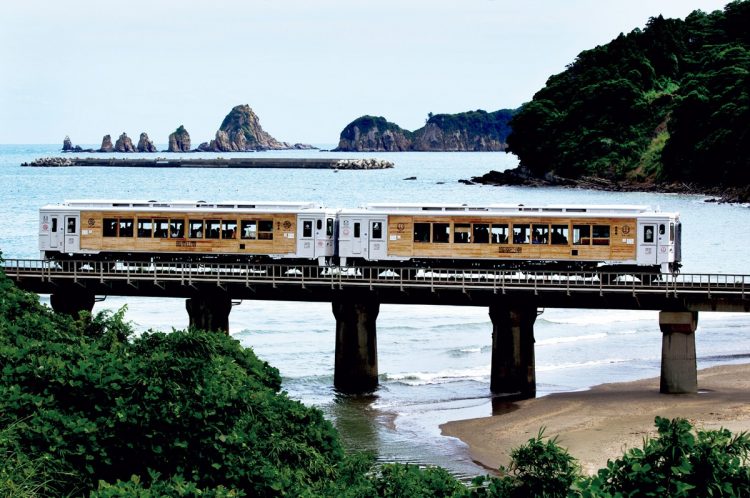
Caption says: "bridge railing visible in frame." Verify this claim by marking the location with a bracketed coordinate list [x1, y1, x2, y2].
[2, 259, 748, 298]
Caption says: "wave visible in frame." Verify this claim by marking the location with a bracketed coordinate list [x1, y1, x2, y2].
[537, 357, 631, 372]
[537, 310, 655, 326]
[699, 352, 750, 362]
[383, 366, 490, 386]
[446, 345, 491, 357]
[536, 333, 607, 346]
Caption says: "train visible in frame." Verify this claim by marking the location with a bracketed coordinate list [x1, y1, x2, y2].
[39, 200, 682, 275]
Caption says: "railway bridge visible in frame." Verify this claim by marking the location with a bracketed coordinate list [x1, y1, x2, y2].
[4, 258, 750, 398]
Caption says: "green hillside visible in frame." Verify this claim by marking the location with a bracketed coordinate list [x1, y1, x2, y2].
[506, 0, 750, 188]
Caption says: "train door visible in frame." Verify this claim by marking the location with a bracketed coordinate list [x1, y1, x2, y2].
[63, 214, 80, 253]
[297, 216, 316, 258]
[46, 213, 63, 250]
[368, 219, 386, 260]
[350, 219, 363, 255]
[314, 215, 335, 263]
[637, 221, 657, 265]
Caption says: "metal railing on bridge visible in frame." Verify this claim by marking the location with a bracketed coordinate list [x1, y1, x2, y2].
[3, 259, 748, 299]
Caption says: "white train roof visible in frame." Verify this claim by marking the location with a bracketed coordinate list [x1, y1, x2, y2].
[42, 200, 326, 211]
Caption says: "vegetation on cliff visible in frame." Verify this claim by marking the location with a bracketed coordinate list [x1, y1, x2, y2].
[505, 0, 750, 193]
[335, 109, 516, 151]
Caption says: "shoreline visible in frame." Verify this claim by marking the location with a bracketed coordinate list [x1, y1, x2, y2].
[441, 363, 750, 475]
[465, 166, 750, 203]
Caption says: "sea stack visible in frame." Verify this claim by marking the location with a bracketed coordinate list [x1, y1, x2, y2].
[168, 125, 191, 152]
[114, 133, 136, 152]
[99, 134, 114, 152]
[137, 132, 157, 152]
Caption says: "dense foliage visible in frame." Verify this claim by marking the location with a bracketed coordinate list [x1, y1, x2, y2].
[426, 109, 515, 142]
[339, 115, 414, 142]
[0, 269, 344, 496]
[507, 0, 750, 186]
[2, 265, 750, 496]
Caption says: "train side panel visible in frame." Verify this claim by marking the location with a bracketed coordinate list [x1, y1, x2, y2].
[78, 210, 297, 259]
[386, 215, 639, 266]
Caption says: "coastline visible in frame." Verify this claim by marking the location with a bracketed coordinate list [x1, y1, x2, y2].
[441, 363, 750, 475]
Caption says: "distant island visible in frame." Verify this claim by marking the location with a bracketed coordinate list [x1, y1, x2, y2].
[470, 2, 750, 202]
[333, 109, 516, 152]
[62, 104, 316, 153]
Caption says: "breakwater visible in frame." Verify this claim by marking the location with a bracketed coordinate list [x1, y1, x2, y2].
[21, 157, 394, 169]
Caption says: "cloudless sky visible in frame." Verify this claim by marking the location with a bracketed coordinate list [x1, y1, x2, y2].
[0, 0, 731, 146]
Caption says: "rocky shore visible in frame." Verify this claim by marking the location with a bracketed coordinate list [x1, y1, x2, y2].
[61, 104, 315, 154]
[21, 157, 394, 170]
[464, 165, 750, 203]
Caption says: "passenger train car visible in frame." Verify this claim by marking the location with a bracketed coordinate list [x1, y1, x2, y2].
[39, 200, 681, 274]
[39, 200, 337, 265]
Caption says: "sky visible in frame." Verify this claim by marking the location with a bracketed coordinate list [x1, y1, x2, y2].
[0, 0, 732, 146]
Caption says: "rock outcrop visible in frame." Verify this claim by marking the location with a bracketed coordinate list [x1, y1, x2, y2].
[168, 125, 191, 152]
[208, 104, 291, 151]
[137, 132, 157, 152]
[335, 116, 412, 152]
[99, 135, 114, 152]
[334, 109, 516, 152]
[63, 136, 73, 152]
[114, 133, 136, 152]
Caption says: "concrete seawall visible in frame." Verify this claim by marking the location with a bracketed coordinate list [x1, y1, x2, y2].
[21, 157, 394, 169]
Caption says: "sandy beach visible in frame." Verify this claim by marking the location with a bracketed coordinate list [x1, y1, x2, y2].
[441, 363, 750, 475]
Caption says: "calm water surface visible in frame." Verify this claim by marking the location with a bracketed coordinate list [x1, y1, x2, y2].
[2, 145, 750, 477]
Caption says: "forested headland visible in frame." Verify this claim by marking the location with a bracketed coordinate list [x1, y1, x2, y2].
[478, 1, 750, 201]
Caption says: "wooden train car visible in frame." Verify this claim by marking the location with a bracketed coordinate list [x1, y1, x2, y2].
[39, 200, 337, 264]
[39, 200, 681, 274]
[337, 203, 681, 274]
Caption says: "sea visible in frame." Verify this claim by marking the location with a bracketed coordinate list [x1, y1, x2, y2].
[2, 144, 750, 477]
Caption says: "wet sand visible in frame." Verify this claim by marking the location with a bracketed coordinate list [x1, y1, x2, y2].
[441, 363, 750, 475]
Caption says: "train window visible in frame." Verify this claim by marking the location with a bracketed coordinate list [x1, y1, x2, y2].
[67, 218, 77, 234]
[326, 218, 334, 237]
[491, 224, 508, 244]
[414, 223, 431, 243]
[532, 224, 549, 244]
[433, 223, 450, 243]
[258, 220, 274, 240]
[550, 225, 569, 245]
[303, 220, 313, 238]
[659, 224, 666, 235]
[572, 225, 590, 245]
[119, 219, 133, 237]
[473, 224, 490, 243]
[222, 220, 237, 239]
[137, 219, 153, 238]
[592, 225, 610, 245]
[154, 219, 169, 238]
[170, 219, 184, 238]
[643, 225, 654, 243]
[512, 224, 529, 244]
[353, 222, 360, 238]
[241, 220, 257, 239]
[103, 218, 118, 237]
[316, 219, 323, 230]
[51, 218, 58, 233]
[454, 223, 471, 243]
[189, 220, 204, 239]
[670, 223, 675, 242]
[205, 220, 221, 239]
[372, 222, 383, 239]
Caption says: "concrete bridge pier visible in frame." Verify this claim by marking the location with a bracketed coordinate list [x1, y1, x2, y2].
[659, 311, 699, 394]
[332, 294, 380, 394]
[186, 290, 232, 334]
[489, 302, 537, 399]
[50, 286, 95, 319]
